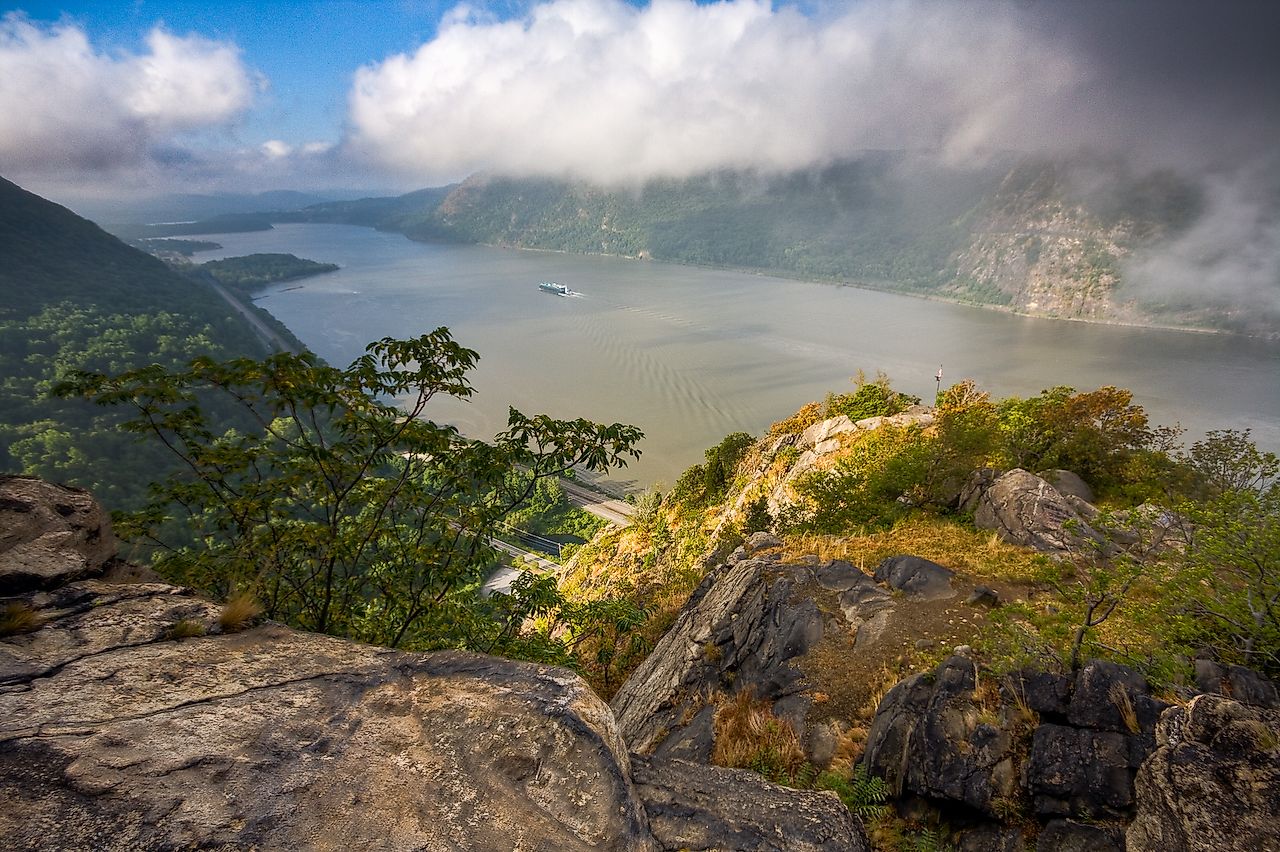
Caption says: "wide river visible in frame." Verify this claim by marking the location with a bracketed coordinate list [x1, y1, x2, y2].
[194, 224, 1280, 492]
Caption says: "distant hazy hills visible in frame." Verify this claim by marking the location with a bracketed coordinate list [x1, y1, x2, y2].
[268, 155, 1275, 331]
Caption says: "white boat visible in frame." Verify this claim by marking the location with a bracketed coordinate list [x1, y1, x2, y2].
[538, 281, 572, 296]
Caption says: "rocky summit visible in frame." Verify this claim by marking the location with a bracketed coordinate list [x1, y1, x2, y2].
[0, 477, 868, 852]
[5, 472, 1280, 851]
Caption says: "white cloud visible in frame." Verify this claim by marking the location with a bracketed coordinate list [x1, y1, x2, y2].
[0, 14, 257, 175]
[346, 0, 1086, 184]
[261, 139, 294, 158]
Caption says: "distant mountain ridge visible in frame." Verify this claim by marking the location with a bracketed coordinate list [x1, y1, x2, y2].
[264, 155, 1271, 331]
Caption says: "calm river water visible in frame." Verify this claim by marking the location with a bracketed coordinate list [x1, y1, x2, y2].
[194, 224, 1280, 491]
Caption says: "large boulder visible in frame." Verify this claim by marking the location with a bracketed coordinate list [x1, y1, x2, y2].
[1025, 724, 1146, 818]
[972, 469, 1103, 555]
[1025, 661, 1164, 819]
[874, 555, 956, 601]
[0, 580, 656, 851]
[860, 656, 1024, 818]
[1193, 658, 1280, 709]
[630, 755, 869, 852]
[610, 552, 829, 760]
[1127, 695, 1280, 851]
[0, 475, 116, 593]
[1038, 470, 1094, 504]
[861, 657, 1169, 833]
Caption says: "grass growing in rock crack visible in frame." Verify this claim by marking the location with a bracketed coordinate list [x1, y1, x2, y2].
[0, 602, 44, 636]
[711, 689, 807, 782]
[219, 591, 263, 633]
[1109, 682, 1142, 734]
[165, 618, 207, 640]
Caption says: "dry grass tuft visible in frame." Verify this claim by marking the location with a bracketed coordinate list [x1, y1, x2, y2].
[0, 602, 44, 637]
[219, 591, 264, 633]
[1109, 682, 1141, 734]
[1006, 677, 1041, 728]
[973, 670, 1004, 724]
[711, 689, 806, 780]
[165, 618, 207, 640]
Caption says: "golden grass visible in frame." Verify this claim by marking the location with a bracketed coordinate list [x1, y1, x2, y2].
[711, 689, 806, 778]
[218, 591, 264, 633]
[782, 514, 1050, 584]
[1109, 682, 1141, 734]
[1006, 676, 1041, 728]
[973, 670, 1004, 725]
[0, 601, 44, 637]
[165, 618, 207, 640]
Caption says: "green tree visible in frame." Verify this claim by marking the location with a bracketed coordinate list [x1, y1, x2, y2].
[60, 329, 642, 652]
[996, 385, 1151, 491]
[1168, 431, 1280, 676]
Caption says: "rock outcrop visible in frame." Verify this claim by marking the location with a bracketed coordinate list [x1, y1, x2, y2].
[971, 468, 1103, 555]
[1, 581, 656, 851]
[860, 656, 1027, 818]
[610, 534, 1006, 773]
[0, 479, 871, 851]
[861, 657, 1174, 844]
[0, 475, 116, 593]
[861, 651, 1280, 850]
[764, 409, 936, 517]
[1127, 695, 1280, 852]
[610, 536, 828, 761]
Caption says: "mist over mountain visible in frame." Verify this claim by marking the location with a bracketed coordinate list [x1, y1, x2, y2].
[281, 153, 1273, 332]
[338, 0, 1280, 323]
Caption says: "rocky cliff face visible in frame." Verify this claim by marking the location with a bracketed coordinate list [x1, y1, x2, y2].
[943, 163, 1138, 321]
[0, 476, 869, 852]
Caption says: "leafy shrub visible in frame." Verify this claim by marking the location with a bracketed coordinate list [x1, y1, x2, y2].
[825, 371, 920, 422]
[788, 427, 931, 533]
[996, 386, 1153, 494]
[672, 431, 755, 508]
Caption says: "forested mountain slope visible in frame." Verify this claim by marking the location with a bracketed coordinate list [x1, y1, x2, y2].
[0, 176, 264, 507]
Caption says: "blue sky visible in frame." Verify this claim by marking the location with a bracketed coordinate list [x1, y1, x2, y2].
[1, 1, 1276, 202]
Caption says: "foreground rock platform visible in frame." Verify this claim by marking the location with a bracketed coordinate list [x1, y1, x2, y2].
[1, 478, 872, 851]
[1, 580, 654, 851]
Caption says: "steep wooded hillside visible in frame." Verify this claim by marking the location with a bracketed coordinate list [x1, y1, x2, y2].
[0, 176, 265, 507]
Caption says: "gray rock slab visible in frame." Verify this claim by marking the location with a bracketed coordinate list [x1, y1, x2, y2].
[630, 755, 870, 852]
[874, 555, 956, 601]
[0, 591, 655, 851]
